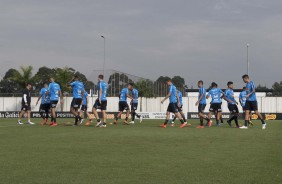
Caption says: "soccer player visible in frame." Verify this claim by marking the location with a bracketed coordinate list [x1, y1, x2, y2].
[47, 77, 63, 126]
[79, 90, 91, 125]
[195, 80, 211, 128]
[239, 87, 253, 126]
[129, 84, 143, 124]
[36, 83, 51, 125]
[206, 82, 224, 127]
[68, 75, 84, 126]
[171, 90, 187, 127]
[17, 83, 34, 125]
[113, 84, 133, 125]
[160, 78, 187, 128]
[240, 75, 266, 129]
[224, 81, 240, 128]
[90, 74, 108, 127]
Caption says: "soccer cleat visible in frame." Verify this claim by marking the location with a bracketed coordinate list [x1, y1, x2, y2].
[100, 124, 107, 128]
[96, 121, 103, 127]
[79, 119, 84, 125]
[179, 123, 186, 128]
[239, 126, 248, 129]
[196, 125, 204, 129]
[27, 122, 35, 125]
[17, 121, 23, 125]
[85, 121, 91, 126]
[262, 123, 266, 130]
[130, 121, 135, 124]
[123, 121, 129, 125]
[227, 121, 232, 127]
[50, 122, 58, 126]
[49, 122, 54, 126]
[139, 116, 143, 123]
[160, 124, 167, 128]
[208, 120, 212, 127]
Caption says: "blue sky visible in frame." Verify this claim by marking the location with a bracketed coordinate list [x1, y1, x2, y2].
[1, 0, 281, 88]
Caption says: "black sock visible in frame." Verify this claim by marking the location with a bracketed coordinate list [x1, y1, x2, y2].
[180, 119, 184, 124]
[132, 112, 136, 121]
[200, 119, 204, 126]
[125, 117, 128, 121]
[136, 114, 140, 118]
[164, 119, 169, 125]
[244, 120, 249, 126]
[115, 116, 118, 121]
[228, 116, 235, 122]
[103, 122, 106, 125]
[51, 117, 54, 122]
[172, 117, 177, 122]
[205, 118, 210, 122]
[234, 117, 239, 127]
[54, 118, 56, 123]
[181, 114, 187, 122]
[261, 119, 266, 124]
[97, 119, 101, 122]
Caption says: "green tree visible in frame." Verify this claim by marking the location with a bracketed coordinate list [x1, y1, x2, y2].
[272, 81, 282, 96]
[108, 72, 134, 96]
[8, 66, 33, 88]
[172, 76, 185, 89]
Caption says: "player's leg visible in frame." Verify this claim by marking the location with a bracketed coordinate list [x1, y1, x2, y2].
[160, 111, 170, 128]
[50, 101, 58, 126]
[216, 111, 222, 126]
[240, 101, 250, 129]
[207, 105, 214, 127]
[100, 100, 107, 127]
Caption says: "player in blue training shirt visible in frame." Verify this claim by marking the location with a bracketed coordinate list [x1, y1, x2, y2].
[195, 80, 211, 128]
[47, 77, 63, 126]
[68, 75, 84, 126]
[113, 84, 133, 125]
[90, 75, 108, 127]
[160, 78, 186, 128]
[241, 75, 266, 129]
[36, 83, 51, 125]
[239, 87, 253, 126]
[206, 82, 224, 127]
[224, 81, 240, 128]
[79, 90, 91, 125]
[129, 84, 143, 124]
[171, 90, 188, 126]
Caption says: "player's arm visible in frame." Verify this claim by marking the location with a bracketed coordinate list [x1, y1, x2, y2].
[176, 91, 181, 107]
[59, 90, 63, 103]
[81, 89, 85, 105]
[126, 94, 133, 100]
[86, 95, 89, 108]
[67, 77, 75, 86]
[161, 92, 171, 103]
[99, 84, 103, 103]
[196, 93, 204, 105]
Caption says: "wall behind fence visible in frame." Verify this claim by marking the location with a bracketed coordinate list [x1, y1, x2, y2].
[0, 93, 281, 113]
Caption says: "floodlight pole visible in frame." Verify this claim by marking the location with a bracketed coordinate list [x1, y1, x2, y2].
[101, 35, 106, 75]
[247, 43, 250, 75]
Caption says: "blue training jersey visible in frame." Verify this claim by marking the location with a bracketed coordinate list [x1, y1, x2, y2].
[70, 81, 84, 99]
[48, 82, 61, 101]
[225, 89, 236, 105]
[208, 88, 223, 104]
[239, 91, 247, 107]
[168, 84, 177, 103]
[82, 91, 88, 106]
[40, 87, 50, 104]
[198, 87, 206, 104]
[177, 91, 183, 106]
[98, 80, 107, 101]
[246, 81, 257, 101]
[120, 88, 129, 102]
[132, 88, 139, 104]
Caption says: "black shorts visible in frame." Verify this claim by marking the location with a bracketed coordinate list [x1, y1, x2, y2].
[167, 103, 179, 113]
[242, 106, 247, 111]
[198, 104, 206, 113]
[50, 101, 58, 108]
[21, 103, 31, 111]
[71, 98, 82, 109]
[228, 104, 239, 114]
[81, 105, 87, 112]
[131, 103, 138, 111]
[245, 101, 258, 111]
[93, 99, 107, 111]
[209, 103, 222, 112]
[119, 101, 129, 112]
[39, 103, 51, 112]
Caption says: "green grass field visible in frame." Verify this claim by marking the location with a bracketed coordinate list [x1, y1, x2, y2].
[0, 118, 281, 184]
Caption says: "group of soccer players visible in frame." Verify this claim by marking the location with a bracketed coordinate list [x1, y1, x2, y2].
[17, 73, 266, 130]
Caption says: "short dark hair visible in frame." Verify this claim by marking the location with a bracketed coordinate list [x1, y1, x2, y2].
[242, 74, 249, 79]
[26, 82, 32, 86]
[211, 82, 217, 87]
[98, 74, 104, 80]
[227, 81, 233, 86]
[198, 80, 203, 85]
[128, 83, 134, 87]
[74, 75, 79, 79]
[166, 78, 172, 82]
